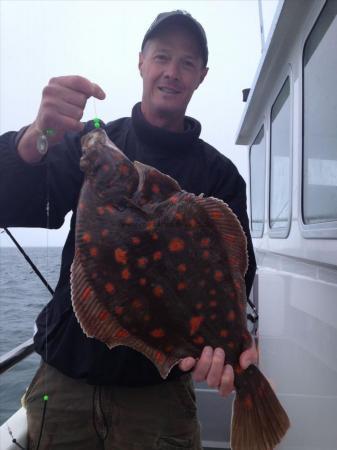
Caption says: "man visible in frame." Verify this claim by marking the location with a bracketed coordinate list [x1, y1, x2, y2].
[0, 11, 257, 449]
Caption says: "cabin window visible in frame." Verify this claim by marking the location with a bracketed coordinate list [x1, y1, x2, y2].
[269, 77, 291, 232]
[302, 0, 337, 225]
[249, 127, 265, 237]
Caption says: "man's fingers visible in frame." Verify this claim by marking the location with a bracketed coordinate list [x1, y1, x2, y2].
[206, 347, 225, 388]
[191, 346, 213, 382]
[51, 75, 106, 100]
[92, 83, 106, 100]
[239, 340, 258, 370]
[179, 357, 196, 372]
[219, 364, 234, 397]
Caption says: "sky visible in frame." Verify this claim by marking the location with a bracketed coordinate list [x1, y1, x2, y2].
[0, 0, 278, 247]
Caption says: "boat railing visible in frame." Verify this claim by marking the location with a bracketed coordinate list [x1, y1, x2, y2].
[0, 338, 34, 375]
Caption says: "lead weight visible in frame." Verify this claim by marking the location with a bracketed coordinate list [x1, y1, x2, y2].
[37, 133, 49, 155]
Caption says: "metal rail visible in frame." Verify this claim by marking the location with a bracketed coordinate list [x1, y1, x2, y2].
[0, 338, 34, 375]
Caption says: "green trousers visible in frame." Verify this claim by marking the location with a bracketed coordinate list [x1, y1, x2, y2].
[24, 361, 202, 450]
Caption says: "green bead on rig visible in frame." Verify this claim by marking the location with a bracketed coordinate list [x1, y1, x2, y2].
[93, 118, 101, 128]
[43, 394, 49, 401]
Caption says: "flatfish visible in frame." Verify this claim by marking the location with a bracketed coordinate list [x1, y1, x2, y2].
[71, 128, 290, 450]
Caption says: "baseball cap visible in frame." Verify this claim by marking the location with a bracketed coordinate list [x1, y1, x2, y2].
[141, 10, 208, 66]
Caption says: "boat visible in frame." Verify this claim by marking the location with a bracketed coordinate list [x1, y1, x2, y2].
[235, 0, 337, 449]
[1, 0, 337, 448]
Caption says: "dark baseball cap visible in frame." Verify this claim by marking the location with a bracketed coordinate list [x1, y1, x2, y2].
[141, 10, 208, 66]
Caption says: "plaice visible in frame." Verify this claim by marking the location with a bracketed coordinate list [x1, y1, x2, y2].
[70, 128, 290, 450]
[71, 127, 250, 378]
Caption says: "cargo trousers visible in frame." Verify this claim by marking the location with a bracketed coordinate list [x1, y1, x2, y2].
[24, 361, 202, 450]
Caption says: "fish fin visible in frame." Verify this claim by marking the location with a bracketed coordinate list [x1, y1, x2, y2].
[195, 196, 249, 276]
[70, 250, 179, 379]
[70, 250, 124, 343]
[231, 364, 290, 450]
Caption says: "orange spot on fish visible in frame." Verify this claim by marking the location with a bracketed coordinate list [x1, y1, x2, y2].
[97, 206, 105, 215]
[154, 351, 165, 363]
[125, 216, 133, 225]
[153, 285, 164, 298]
[229, 257, 239, 266]
[202, 250, 210, 259]
[139, 278, 147, 286]
[152, 183, 160, 194]
[146, 221, 155, 231]
[224, 234, 236, 243]
[79, 202, 85, 210]
[105, 282, 115, 294]
[101, 229, 109, 238]
[210, 300, 217, 307]
[115, 306, 124, 315]
[170, 195, 178, 204]
[153, 251, 162, 261]
[214, 270, 223, 282]
[234, 281, 242, 290]
[132, 299, 142, 309]
[81, 287, 92, 301]
[115, 248, 128, 265]
[243, 394, 253, 410]
[193, 336, 205, 345]
[119, 164, 129, 176]
[151, 233, 159, 240]
[190, 316, 204, 335]
[177, 264, 187, 273]
[150, 328, 165, 338]
[175, 212, 183, 220]
[177, 282, 187, 291]
[102, 164, 110, 173]
[200, 237, 210, 247]
[227, 310, 236, 321]
[137, 257, 148, 268]
[131, 236, 141, 245]
[189, 218, 197, 227]
[106, 205, 114, 214]
[115, 329, 129, 338]
[90, 247, 98, 257]
[121, 268, 131, 280]
[98, 311, 109, 321]
[82, 232, 91, 243]
[210, 210, 222, 220]
[220, 329, 229, 337]
[169, 238, 185, 252]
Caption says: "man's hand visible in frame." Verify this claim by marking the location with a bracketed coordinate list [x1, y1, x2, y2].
[18, 75, 105, 163]
[179, 341, 258, 397]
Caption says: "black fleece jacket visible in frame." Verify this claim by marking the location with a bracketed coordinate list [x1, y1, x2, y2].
[0, 103, 256, 385]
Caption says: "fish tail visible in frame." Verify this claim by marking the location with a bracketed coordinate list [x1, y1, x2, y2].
[231, 364, 290, 450]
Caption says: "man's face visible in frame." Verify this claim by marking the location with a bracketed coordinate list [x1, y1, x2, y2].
[139, 24, 208, 127]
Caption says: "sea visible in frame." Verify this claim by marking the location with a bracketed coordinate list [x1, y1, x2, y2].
[0, 246, 62, 424]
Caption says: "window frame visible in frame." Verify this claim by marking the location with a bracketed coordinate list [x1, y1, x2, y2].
[268, 74, 293, 239]
[249, 125, 266, 238]
[299, 0, 337, 238]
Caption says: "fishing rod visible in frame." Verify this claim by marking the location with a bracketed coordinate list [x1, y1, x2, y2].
[2, 228, 54, 296]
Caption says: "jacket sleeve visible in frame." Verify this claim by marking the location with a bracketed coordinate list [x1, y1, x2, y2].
[0, 128, 84, 229]
[207, 154, 257, 298]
